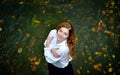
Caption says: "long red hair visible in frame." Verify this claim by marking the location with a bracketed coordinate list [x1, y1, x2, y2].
[56, 21, 75, 57]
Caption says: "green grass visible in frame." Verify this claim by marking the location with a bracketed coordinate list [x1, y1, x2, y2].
[0, 0, 119, 75]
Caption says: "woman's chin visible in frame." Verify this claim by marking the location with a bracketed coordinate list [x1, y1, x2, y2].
[57, 38, 62, 42]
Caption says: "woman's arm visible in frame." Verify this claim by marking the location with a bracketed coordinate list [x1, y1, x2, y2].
[44, 47, 65, 63]
[46, 35, 53, 48]
[51, 48, 61, 58]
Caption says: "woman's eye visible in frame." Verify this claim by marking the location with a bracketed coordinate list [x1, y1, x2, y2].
[60, 30, 62, 32]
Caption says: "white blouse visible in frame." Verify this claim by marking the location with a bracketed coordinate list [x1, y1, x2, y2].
[44, 29, 72, 68]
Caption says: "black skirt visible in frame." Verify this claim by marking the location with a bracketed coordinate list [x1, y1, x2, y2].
[48, 62, 74, 75]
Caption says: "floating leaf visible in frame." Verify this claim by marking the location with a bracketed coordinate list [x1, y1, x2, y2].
[15, 41, 19, 44]
[26, 33, 30, 37]
[34, 19, 40, 24]
[80, 66, 83, 69]
[88, 56, 94, 62]
[75, 37, 78, 41]
[95, 52, 101, 56]
[43, 10, 45, 14]
[31, 65, 37, 71]
[104, 30, 110, 34]
[93, 63, 102, 71]
[109, 10, 113, 14]
[108, 63, 112, 67]
[19, 2, 24, 4]
[18, 48, 23, 53]
[101, 47, 107, 51]
[102, 10, 106, 15]
[82, 52, 85, 56]
[102, 23, 106, 28]
[91, 27, 96, 32]
[111, 1, 115, 5]
[45, 1, 48, 4]
[0, 27, 2, 31]
[76, 69, 81, 75]
[112, 54, 115, 58]
[11, 15, 15, 19]
[34, 61, 40, 65]
[0, 19, 4, 24]
[18, 28, 22, 33]
[87, 70, 90, 73]
[108, 68, 113, 72]
[104, 54, 108, 57]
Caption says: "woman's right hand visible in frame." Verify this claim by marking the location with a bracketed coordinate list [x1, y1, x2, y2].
[51, 48, 60, 58]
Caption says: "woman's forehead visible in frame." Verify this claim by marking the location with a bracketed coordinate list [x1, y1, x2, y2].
[59, 27, 69, 33]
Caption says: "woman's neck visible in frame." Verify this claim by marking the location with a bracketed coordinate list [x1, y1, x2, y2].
[57, 40, 62, 44]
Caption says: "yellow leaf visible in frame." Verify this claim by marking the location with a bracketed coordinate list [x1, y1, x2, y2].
[45, 1, 48, 4]
[34, 19, 40, 24]
[80, 66, 82, 69]
[19, 2, 24, 4]
[85, 45, 88, 49]
[82, 52, 85, 56]
[109, 10, 113, 14]
[111, 1, 115, 5]
[101, 47, 107, 51]
[11, 15, 15, 19]
[93, 64, 101, 71]
[88, 56, 92, 61]
[91, 27, 96, 32]
[84, 60, 87, 63]
[112, 54, 115, 58]
[75, 37, 78, 41]
[15, 41, 19, 44]
[34, 61, 40, 65]
[87, 70, 90, 73]
[43, 10, 45, 14]
[26, 33, 30, 37]
[102, 10, 106, 14]
[0, 27, 2, 31]
[103, 71, 107, 74]
[18, 28, 22, 33]
[18, 48, 22, 53]
[0, 19, 4, 24]
[57, 10, 62, 13]
[108, 63, 112, 67]
[104, 54, 107, 57]
[108, 68, 113, 72]
[95, 52, 101, 56]
[76, 69, 81, 75]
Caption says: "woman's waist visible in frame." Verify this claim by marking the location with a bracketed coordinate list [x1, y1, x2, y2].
[52, 60, 70, 68]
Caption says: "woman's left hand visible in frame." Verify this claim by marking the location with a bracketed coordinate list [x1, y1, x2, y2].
[51, 48, 60, 58]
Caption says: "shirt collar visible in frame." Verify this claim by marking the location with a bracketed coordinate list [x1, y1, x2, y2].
[56, 40, 67, 46]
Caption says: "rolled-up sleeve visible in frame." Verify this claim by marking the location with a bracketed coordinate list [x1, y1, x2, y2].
[44, 40, 52, 57]
[44, 43, 65, 63]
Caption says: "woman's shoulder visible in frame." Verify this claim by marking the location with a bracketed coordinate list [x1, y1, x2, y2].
[50, 29, 57, 33]
[49, 29, 57, 37]
[50, 29, 57, 34]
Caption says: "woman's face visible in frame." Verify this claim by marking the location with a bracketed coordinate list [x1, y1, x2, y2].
[57, 27, 69, 42]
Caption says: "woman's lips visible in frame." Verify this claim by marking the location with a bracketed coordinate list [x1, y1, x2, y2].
[58, 35, 63, 40]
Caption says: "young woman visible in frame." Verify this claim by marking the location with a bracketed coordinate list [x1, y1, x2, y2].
[44, 21, 75, 75]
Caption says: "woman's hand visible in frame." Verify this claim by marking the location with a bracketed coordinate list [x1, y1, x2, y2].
[51, 48, 60, 58]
